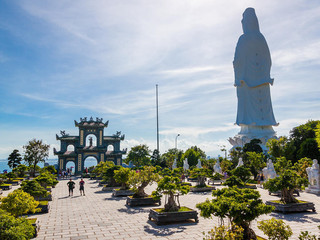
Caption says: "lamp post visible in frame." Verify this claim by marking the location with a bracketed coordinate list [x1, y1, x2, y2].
[175, 134, 180, 149]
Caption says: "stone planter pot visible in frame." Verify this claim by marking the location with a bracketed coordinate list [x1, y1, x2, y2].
[148, 207, 198, 225]
[35, 194, 52, 201]
[266, 200, 316, 213]
[38, 203, 50, 213]
[32, 219, 40, 237]
[126, 196, 161, 207]
[0, 184, 12, 190]
[112, 189, 134, 197]
[190, 186, 216, 192]
[5, 180, 20, 186]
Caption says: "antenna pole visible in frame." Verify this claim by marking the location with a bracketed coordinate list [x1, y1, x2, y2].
[156, 84, 159, 153]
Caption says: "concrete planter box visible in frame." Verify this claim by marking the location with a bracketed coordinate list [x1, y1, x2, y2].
[0, 184, 12, 190]
[187, 177, 197, 182]
[32, 220, 40, 237]
[98, 181, 108, 187]
[240, 184, 257, 189]
[38, 203, 50, 213]
[35, 194, 52, 201]
[126, 196, 161, 207]
[148, 207, 198, 225]
[190, 186, 216, 192]
[209, 179, 225, 185]
[102, 186, 120, 192]
[266, 200, 316, 213]
[112, 189, 134, 197]
[5, 180, 20, 186]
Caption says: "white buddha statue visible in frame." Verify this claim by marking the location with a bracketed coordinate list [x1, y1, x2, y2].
[183, 158, 189, 171]
[214, 159, 222, 174]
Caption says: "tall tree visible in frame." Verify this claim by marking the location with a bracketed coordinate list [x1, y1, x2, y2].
[266, 137, 295, 161]
[23, 139, 50, 177]
[289, 120, 320, 162]
[161, 148, 184, 168]
[182, 146, 206, 167]
[125, 144, 151, 167]
[7, 149, 22, 169]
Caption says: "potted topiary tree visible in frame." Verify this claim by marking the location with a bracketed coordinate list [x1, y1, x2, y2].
[126, 166, 160, 206]
[21, 180, 50, 201]
[189, 168, 215, 192]
[225, 165, 256, 189]
[196, 187, 273, 240]
[112, 167, 134, 197]
[209, 172, 224, 185]
[258, 218, 293, 240]
[149, 175, 198, 225]
[264, 165, 312, 213]
[101, 163, 122, 191]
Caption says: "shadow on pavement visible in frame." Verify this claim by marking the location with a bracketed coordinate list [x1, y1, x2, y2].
[104, 197, 124, 201]
[144, 221, 195, 236]
[270, 211, 319, 223]
[117, 206, 150, 214]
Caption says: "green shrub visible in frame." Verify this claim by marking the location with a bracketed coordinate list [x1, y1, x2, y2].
[204, 223, 243, 240]
[223, 175, 245, 187]
[0, 189, 40, 217]
[298, 231, 318, 240]
[197, 187, 273, 240]
[35, 171, 58, 188]
[258, 218, 292, 240]
[0, 209, 35, 240]
[212, 173, 223, 181]
[21, 180, 48, 200]
[114, 167, 133, 190]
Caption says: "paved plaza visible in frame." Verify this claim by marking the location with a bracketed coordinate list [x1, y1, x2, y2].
[5, 178, 320, 239]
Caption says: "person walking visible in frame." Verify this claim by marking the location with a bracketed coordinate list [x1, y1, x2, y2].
[67, 178, 75, 196]
[79, 178, 85, 196]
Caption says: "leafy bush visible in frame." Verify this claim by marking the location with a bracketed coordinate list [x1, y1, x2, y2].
[0, 189, 40, 217]
[189, 168, 212, 187]
[129, 166, 159, 198]
[21, 180, 48, 200]
[5, 172, 17, 180]
[114, 167, 133, 190]
[0, 209, 35, 240]
[203, 223, 243, 240]
[41, 165, 57, 174]
[101, 163, 121, 187]
[229, 166, 252, 183]
[212, 173, 223, 181]
[197, 187, 273, 240]
[152, 176, 190, 212]
[223, 175, 245, 187]
[35, 171, 58, 188]
[258, 218, 292, 240]
[12, 164, 29, 178]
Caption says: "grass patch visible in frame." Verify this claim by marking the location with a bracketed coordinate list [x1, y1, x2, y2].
[154, 206, 193, 213]
[27, 218, 37, 224]
[0, 184, 11, 186]
[270, 200, 307, 204]
[39, 201, 48, 205]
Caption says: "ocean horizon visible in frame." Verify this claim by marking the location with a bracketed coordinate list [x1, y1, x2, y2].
[0, 158, 98, 173]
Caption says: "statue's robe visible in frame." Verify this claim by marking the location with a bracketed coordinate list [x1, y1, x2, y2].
[233, 8, 277, 127]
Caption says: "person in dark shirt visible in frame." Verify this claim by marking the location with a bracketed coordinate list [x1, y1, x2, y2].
[67, 179, 75, 196]
[79, 178, 85, 196]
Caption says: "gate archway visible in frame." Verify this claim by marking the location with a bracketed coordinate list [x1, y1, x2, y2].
[54, 117, 127, 175]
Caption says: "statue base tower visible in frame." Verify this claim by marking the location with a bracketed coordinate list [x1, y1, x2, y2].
[228, 125, 277, 152]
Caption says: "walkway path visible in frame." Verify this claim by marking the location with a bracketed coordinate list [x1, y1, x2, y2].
[29, 178, 320, 239]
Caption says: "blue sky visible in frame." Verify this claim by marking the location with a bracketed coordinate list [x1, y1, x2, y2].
[0, 0, 320, 159]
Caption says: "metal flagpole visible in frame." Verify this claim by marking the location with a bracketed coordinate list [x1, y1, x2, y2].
[156, 84, 159, 153]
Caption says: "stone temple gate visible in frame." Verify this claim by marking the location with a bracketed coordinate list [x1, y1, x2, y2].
[54, 117, 127, 175]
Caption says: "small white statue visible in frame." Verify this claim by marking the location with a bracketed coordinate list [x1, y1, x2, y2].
[236, 158, 244, 168]
[172, 158, 177, 169]
[262, 159, 277, 181]
[183, 158, 189, 171]
[306, 159, 320, 188]
[196, 159, 202, 169]
[214, 159, 222, 174]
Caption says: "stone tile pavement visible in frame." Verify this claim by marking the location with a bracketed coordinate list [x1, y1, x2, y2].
[10, 178, 319, 239]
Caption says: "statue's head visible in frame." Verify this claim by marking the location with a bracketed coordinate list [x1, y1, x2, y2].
[241, 8, 260, 34]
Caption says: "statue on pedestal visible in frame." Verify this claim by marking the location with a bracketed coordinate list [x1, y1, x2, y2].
[183, 158, 189, 171]
[214, 159, 222, 174]
[262, 159, 277, 181]
[306, 159, 320, 194]
[236, 158, 244, 168]
[196, 159, 202, 169]
[172, 158, 177, 169]
[229, 8, 278, 152]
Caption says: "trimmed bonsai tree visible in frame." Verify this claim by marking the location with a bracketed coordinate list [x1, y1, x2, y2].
[264, 157, 308, 204]
[130, 166, 159, 198]
[21, 180, 48, 201]
[0, 209, 35, 240]
[114, 167, 133, 190]
[102, 163, 121, 187]
[258, 218, 292, 240]
[35, 171, 58, 188]
[12, 164, 29, 178]
[189, 168, 212, 187]
[223, 175, 245, 187]
[0, 189, 40, 217]
[196, 187, 273, 240]
[152, 176, 190, 212]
